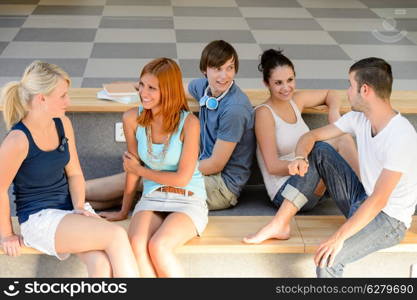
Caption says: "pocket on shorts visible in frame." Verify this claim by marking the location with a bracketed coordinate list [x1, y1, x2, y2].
[20, 221, 30, 247]
[219, 183, 237, 206]
[20, 210, 47, 248]
[205, 174, 237, 209]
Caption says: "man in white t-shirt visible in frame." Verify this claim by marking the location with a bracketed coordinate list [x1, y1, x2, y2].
[288, 57, 417, 277]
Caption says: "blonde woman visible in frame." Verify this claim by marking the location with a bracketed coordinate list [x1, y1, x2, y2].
[0, 61, 139, 277]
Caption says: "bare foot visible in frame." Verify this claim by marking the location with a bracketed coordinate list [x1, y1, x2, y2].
[243, 222, 291, 244]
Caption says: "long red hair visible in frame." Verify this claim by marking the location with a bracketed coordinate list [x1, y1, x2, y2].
[137, 58, 189, 133]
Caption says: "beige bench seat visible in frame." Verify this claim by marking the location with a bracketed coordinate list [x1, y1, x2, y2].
[2, 216, 416, 255]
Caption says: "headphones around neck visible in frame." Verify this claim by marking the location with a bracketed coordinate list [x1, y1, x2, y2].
[199, 81, 234, 110]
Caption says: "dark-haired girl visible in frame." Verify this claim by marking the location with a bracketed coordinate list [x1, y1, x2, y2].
[243, 49, 359, 244]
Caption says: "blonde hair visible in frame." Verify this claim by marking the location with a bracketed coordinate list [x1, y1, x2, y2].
[1, 61, 71, 130]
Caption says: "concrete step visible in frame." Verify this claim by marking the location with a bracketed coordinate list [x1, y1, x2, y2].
[0, 252, 415, 278]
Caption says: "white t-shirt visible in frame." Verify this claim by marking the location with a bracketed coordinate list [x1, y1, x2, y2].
[335, 111, 417, 228]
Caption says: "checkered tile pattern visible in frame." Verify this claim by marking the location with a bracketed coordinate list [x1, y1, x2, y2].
[1, 0, 416, 89]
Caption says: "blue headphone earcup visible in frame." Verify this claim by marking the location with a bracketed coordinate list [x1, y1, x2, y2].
[206, 97, 219, 110]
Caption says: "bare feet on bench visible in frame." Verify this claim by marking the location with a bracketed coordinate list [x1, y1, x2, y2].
[243, 222, 290, 244]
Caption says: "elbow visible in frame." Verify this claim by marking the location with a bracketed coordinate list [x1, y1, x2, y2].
[211, 166, 224, 175]
[198, 157, 227, 175]
[66, 173, 85, 182]
[369, 194, 389, 211]
[175, 179, 188, 188]
[324, 90, 331, 105]
[175, 173, 193, 187]
[306, 131, 320, 143]
[325, 90, 338, 105]
[211, 159, 226, 174]
[200, 159, 224, 176]
[265, 162, 288, 176]
[265, 163, 276, 175]
[377, 197, 389, 211]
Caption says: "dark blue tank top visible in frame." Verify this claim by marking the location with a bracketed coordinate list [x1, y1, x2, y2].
[11, 118, 73, 224]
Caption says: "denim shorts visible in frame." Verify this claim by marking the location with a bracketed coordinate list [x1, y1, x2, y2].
[133, 191, 208, 236]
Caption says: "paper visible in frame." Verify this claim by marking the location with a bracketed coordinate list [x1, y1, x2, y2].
[97, 89, 140, 104]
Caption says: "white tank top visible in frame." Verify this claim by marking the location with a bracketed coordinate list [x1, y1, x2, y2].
[255, 100, 310, 200]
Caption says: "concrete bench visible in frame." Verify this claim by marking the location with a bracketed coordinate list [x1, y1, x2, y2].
[1, 88, 415, 113]
[2, 215, 416, 255]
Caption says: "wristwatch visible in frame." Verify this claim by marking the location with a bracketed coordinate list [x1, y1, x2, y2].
[293, 156, 309, 165]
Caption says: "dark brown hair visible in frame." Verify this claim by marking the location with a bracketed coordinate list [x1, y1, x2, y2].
[258, 48, 295, 83]
[349, 57, 393, 99]
[199, 40, 239, 74]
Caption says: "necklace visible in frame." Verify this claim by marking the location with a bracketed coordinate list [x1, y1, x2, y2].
[146, 125, 171, 164]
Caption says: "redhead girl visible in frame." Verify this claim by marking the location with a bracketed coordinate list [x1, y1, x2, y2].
[100, 58, 208, 277]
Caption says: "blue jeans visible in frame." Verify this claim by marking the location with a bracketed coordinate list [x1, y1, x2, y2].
[305, 142, 407, 278]
[273, 145, 326, 212]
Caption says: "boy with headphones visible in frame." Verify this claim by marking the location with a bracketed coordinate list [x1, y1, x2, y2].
[188, 40, 255, 210]
[85, 41, 255, 213]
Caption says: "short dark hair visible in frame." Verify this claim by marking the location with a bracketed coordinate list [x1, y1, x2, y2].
[258, 48, 295, 83]
[199, 40, 239, 74]
[349, 57, 393, 99]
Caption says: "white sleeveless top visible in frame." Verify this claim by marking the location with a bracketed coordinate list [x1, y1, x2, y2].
[255, 100, 310, 200]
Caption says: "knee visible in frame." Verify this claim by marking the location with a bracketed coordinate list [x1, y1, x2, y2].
[309, 141, 334, 162]
[108, 224, 129, 245]
[88, 252, 112, 277]
[148, 236, 174, 261]
[335, 134, 355, 152]
[316, 266, 329, 278]
[129, 234, 148, 258]
[316, 263, 344, 278]
[311, 141, 331, 154]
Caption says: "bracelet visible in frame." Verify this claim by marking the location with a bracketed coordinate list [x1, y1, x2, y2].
[293, 156, 309, 164]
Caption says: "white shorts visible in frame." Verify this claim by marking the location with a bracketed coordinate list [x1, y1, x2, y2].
[20, 203, 96, 260]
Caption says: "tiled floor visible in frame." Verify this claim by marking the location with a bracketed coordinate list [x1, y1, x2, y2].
[0, 0, 416, 90]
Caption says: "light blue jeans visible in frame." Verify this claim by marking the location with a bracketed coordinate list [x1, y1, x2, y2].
[309, 142, 406, 278]
[275, 142, 407, 277]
